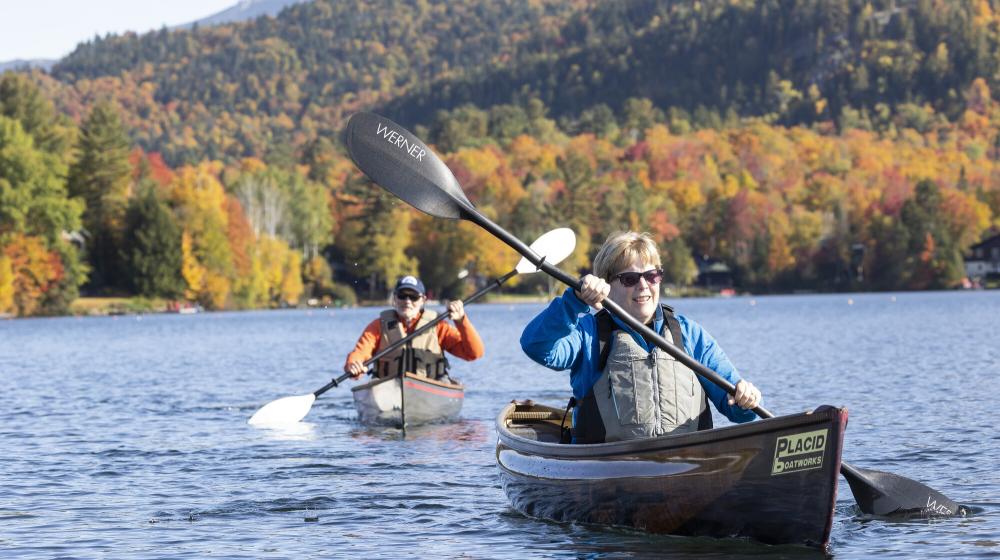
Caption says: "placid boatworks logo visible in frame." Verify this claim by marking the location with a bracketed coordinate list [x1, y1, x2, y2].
[772, 429, 828, 475]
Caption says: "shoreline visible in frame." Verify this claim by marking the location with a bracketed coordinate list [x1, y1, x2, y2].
[3, 286, 991, 320]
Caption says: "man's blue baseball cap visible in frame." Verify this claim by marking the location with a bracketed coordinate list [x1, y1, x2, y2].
[394, 275, 426, 296]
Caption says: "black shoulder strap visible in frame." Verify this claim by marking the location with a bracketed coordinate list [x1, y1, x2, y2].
[560, 397, 576, 444]
[661, 304, 684, 350]
[595, 309, 615, 371]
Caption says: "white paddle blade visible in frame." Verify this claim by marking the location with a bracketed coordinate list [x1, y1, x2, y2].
[516, 228, 577, 273]
[247, 393, 316, 427]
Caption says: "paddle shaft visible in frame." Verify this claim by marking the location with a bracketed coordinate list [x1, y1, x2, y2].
[312, 267, 519, 398]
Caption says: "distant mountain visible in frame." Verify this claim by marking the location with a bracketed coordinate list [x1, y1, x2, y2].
[177, 0, 310, 29]
[0, 1, 305, 73]
[0, 59, 55, 73]
[37, 0, 1000, 168]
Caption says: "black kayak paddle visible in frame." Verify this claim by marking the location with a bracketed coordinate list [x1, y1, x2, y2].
[343, 110, 961, 518]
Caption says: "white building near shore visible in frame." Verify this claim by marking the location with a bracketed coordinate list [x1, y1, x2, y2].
[964, 233, 1000, 281]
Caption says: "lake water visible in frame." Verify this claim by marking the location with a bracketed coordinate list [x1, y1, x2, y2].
[2, 291, 998, 558]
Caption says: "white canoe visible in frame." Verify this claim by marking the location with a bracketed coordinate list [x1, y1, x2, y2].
[350, 372, 464, 427]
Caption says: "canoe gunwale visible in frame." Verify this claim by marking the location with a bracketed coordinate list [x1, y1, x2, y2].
[496, 401, 846, 458]
[350, 371, 465, 393]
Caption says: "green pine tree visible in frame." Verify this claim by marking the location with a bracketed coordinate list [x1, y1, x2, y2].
[121, 185, 185, 298]
[67, 100, 132, 291]
[0, 116, 81, 244]
[339, 187, 416, 300]
[0, 73, 75, 158]
[900, 180, 964, 289]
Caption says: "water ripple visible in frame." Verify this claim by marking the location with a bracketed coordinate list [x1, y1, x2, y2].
[2, 295, 998, 558]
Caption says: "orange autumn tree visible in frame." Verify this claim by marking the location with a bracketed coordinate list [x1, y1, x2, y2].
[225, 196, 264, 308]
[2, 235, 64, 317]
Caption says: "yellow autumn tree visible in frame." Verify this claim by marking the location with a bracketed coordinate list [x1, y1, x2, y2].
[257, 236, 287, 304]
[508, 134, 541, 173]
[243, 251, 270, 309]
[170, 163, 233, 308]
[0, 255, 13, 313]
[280, 250, 304, 306]
[180, 232, 206, 301]
[467, 221, 518, 280]
[255, 235, 303, 306]
[201, 272, 232, 310]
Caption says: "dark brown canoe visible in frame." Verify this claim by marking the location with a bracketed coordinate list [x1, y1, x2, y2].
[496, 401, 847, 549]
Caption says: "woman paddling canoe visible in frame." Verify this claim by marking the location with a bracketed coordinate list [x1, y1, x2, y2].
[520, 231, 763, 443]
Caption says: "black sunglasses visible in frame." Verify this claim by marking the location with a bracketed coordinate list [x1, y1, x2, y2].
[613, 268, 663, 288]
[396, 292, 423, 302]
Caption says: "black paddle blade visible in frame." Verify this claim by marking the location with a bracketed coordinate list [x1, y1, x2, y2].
[343, 112, 966, 523]
[841, 463, 961, 517]
[344, 112, 474, 219]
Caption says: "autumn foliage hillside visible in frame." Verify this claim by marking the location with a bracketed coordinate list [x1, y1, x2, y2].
[3, 0, 1000, 316]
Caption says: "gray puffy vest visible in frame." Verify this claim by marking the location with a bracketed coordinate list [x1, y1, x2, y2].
[573, 305, 712, 443]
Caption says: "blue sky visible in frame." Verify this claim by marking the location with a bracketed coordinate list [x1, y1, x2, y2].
[0, 0, 237, 61]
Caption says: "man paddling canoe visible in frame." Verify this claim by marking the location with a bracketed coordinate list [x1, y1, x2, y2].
[520, 231, 763, 443]
[345, 275, 485, 381]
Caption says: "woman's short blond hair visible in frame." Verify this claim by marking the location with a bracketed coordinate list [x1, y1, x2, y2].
[592, 231, 661, 281]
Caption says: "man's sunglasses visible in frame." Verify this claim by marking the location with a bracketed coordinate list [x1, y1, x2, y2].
[613, 268, 663, 288]
[396, 292, 423, 302]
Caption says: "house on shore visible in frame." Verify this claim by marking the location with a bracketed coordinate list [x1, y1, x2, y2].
[964, 233, 1000, 282]
[694, 255, 734, 290]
